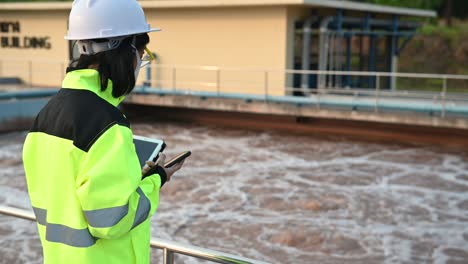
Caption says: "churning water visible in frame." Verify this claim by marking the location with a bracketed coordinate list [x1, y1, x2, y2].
[0, 122, 467, 264]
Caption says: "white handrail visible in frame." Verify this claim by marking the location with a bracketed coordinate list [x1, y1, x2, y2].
[281, 69, 468, 80]
[2, 59, 468, 118]
[0, 205, 269, 264]
[147, 64, 468, 80]
[3, 58, 468, 80]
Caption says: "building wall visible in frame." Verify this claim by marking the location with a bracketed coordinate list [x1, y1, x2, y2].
[0, 6, 291, 95]
[0, 10, 69, 87]
[145, 6, 289, 96]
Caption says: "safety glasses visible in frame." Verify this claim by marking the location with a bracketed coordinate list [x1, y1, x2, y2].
[140, 47, 155, 68]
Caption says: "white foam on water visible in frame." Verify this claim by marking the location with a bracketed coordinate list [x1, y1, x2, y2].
[1, 125, 468, 263]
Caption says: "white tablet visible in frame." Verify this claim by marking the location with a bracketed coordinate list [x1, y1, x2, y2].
[133, 135, 166, 167]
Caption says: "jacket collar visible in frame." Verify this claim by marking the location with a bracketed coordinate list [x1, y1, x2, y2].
[62, 69, 125, 107]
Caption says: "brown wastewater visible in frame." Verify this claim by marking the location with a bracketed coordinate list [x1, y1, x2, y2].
[0, 121, 467, 264]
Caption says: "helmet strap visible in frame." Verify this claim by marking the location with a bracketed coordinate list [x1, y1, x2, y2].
[77, 36, 126, 55]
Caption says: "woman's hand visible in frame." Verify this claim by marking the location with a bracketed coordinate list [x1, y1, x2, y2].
[141, 153, 185, 182]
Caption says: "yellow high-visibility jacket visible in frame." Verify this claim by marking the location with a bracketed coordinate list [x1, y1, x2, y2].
[23, 69, 164, 263]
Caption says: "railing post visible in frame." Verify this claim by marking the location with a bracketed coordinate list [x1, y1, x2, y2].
[216, 68, 221, 96]
[264, 70, 269, 100]
[144, 64, 152, 89]
[375, 74, 380, 113]
[61, 62, 65, 84]
[163, 248, 175, 264]
[28, 60, 33, 87]
[316, 86, 321, 110]
[442, 76, 447, 118]
[0, 205, 270, 264]
[172, 66, 177, 92]
[353, 91, 358, 110]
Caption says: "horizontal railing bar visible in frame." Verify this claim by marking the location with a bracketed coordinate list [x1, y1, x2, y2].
[145, 81, 468, 101]
[134, 87, 468, 114]
[151, 64, 268, 72]
[147, 81, 466, 97]
[283, 86, 468, 99]
[0, 205, 36, 221]
[145, 84, 468, 102]
[2, 59, 468, 80]
[150, 238, 269, 264]
[147, 64, 468, 80]
[0, 205, 269, 264]
[280, 69, 468, 80]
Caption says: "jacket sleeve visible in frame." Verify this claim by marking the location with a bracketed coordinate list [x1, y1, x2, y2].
[75, 123, 162, 239]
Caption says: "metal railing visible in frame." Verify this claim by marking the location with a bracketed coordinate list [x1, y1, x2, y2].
[2, 59, 468, 117]
[0, 205, 269, 264]
[146, 64, 468, 94]
[141, 65, 468, 117]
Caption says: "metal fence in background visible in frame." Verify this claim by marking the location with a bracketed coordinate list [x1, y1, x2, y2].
[142, 64, 468, 118]
[2, 59, 468, 118]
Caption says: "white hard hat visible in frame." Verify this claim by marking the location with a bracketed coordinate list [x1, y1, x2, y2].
[65, 0, 160, 54]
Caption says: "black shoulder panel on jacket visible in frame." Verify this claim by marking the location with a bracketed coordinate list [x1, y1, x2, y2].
[30, 89, 130, 152]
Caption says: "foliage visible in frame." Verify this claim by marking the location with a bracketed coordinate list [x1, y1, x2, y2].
[420, 20, 468, 39]
[353, 0, 468, 19]
[358, 0, 444, 10]
[419, 24, 458, 39]
[354, 0, 443, 10]
[399, 21, 468, 78]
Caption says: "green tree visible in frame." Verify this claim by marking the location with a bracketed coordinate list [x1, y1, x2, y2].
[354, 0, 468, 24]
[442, 0, 468, 20]
[353, 0, 444, 10]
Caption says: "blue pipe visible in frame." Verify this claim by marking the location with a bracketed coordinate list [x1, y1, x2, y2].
[301, 12, 320, 91]
[132, 87, 468, 116]
[358, 14, 371, 88]
[387, 15, 399, 90]
[345, 35, 352, 87]
[398, 34, 415, 54]
[368, 34, 376, 88]
[0, 89, 58, 100]
[0, 90, 56, 123]
[336, 9, 344, 87]
[391, 16, 399, 56]
[344, 31, 415, 37]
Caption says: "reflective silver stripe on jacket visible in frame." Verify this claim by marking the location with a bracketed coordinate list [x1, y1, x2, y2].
[33, 206, 96, 247]
[132, 187, 150, 229]
[84, 187, 151, 229]
[46, 223, 96, 247]
[31, 188, 151, 248]
[84, 204, 129, 228]
[32, 206, 47, 226]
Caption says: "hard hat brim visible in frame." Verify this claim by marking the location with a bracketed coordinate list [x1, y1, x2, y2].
[64, 28, 161, 40]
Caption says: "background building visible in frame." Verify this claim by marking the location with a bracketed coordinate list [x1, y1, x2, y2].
[0, 0, 435, 96]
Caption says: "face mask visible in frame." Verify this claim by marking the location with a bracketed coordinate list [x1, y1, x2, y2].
[131, 45, 142, 81]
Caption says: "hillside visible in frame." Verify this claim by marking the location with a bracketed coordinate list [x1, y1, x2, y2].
[400, 20, 468, 75]
[397, 20, 468, 92]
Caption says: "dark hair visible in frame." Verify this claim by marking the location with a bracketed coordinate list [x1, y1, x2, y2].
[67, 33, 150, 98]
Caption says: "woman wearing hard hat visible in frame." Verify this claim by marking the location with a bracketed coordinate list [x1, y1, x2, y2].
[22, 0, 182, 263]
